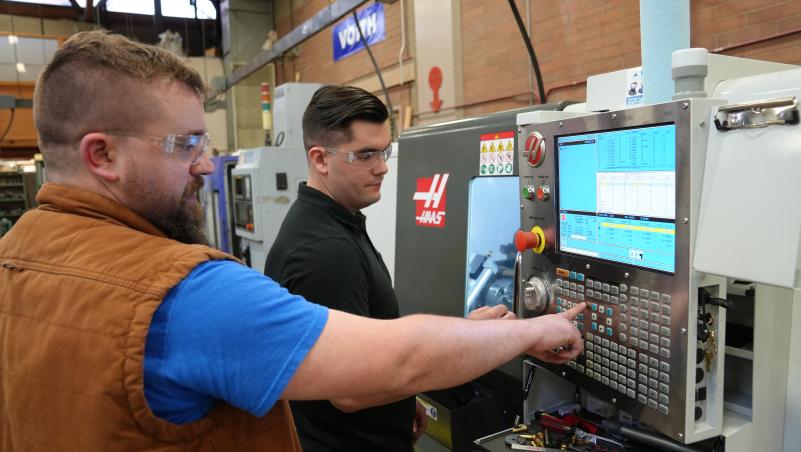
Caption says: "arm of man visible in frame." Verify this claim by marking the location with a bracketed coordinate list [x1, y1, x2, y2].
[282, 302, 586, 408]
[327, 303, 516, 412]
[147, 260, 583, 421]
[467, 304, 517, 320]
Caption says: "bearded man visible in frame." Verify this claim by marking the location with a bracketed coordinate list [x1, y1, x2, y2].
[0, 30, 585, 452]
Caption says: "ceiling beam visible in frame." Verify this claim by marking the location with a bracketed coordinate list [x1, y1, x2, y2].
[208, 0, 368, 100]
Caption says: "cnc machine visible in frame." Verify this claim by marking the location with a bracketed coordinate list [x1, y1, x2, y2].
[496, 60, 801, 452]
[231, 82, 321, 272]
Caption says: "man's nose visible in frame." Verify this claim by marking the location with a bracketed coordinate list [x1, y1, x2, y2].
[190, 152, 215, 175]
[372, 157, 389, 175]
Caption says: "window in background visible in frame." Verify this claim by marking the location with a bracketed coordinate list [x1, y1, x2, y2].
[7, 0, 216, 19]
[0, 34, 59, 82]
[7, 0, 72, 5]
[162, 0, 216, 19]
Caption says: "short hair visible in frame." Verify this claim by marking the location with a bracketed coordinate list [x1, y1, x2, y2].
[33, 30, 205, 171]
[302, 85, 388, 149]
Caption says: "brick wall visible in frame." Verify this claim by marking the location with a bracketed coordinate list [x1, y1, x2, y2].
[462, 0, 801, 116]
[273, 0, 414, 131]
[274, 0, 801, 125]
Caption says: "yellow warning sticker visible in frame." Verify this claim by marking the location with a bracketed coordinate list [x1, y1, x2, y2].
[479, 131, 515, 177]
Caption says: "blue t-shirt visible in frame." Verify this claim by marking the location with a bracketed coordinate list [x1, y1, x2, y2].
[143, 260, 328, 424]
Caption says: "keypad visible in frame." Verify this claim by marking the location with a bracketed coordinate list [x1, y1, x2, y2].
[557, 270, 675, 416]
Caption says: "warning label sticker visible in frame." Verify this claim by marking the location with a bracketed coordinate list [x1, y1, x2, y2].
[479, 131, 514, 176]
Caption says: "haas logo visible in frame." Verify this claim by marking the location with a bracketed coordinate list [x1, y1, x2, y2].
[413, 173, 449, 228]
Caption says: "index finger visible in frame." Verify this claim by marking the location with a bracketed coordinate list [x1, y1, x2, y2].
[559, 302, 587, 321]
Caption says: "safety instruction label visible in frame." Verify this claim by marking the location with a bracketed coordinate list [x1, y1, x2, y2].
[626, 66, 644, 106]
[479, 131, 514, 176]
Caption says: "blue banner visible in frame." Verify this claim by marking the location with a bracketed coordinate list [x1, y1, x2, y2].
[332, 3, 386, 62]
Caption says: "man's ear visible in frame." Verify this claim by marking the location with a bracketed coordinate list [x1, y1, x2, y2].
[307, 146, 330, 176]
[79, 132, 121, 182]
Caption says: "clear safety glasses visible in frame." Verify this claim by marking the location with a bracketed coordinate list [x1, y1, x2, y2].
[322, 143, 392, 167]
[105, 131, 211, 166]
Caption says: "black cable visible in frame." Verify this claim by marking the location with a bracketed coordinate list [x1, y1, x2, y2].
[0, 109, 16, 145]
[351, 10, 396, 139]
[507, 0, 546, 104]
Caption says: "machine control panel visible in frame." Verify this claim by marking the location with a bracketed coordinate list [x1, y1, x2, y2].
[554, 270, 674, 417]
[516, 100, 725, 444]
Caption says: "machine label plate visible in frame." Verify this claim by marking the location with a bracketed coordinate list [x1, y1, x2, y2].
[413, 173, 449, 228]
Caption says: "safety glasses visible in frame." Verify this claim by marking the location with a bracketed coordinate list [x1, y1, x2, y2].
[321, 143, 392, 167]
[104, 131, 211, 166]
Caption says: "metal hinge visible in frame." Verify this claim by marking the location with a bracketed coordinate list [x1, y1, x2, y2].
[714, 96, 799, 131]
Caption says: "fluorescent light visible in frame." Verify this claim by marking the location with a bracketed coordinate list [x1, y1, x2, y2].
[16, 63, 26, 73]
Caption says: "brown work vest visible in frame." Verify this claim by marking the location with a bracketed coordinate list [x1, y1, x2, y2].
[0, 183, 302, 451]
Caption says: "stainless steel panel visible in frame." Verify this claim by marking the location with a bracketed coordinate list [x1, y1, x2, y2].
[516, 101, 702, 442]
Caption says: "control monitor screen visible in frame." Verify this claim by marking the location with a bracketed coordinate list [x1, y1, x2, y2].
[556, 123, 676, 273]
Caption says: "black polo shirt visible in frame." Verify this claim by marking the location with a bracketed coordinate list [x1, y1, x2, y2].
[264, 183, 415, 452]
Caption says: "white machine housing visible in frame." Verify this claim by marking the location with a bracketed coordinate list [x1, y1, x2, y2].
[272, 83, 322, 148]
[231, 82, 321, 272]
[584, 54, 794, 113]
[362, 142, 399, 282]
[231, 147, 307, 273]
[517, 58, 801, 452]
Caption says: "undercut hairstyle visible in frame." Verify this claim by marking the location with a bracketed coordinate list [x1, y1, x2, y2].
[302, 85, 388, 150]
[33, 29, 205, 172]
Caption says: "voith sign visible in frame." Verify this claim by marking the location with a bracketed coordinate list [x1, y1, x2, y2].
[332, 3, 386, 62]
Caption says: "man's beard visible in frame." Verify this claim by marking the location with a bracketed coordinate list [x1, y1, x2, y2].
[125, 169, 209, 245]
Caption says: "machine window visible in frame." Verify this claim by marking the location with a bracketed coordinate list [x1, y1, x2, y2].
[463, 176, 520, 315]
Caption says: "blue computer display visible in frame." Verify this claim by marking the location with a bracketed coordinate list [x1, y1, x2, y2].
[557, 124, 676, 273]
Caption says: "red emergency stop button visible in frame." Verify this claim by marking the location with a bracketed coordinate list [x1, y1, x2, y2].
[515, 230, 541, 252]
[524, 131, 546, 167]
[515, 227, 546, 254]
